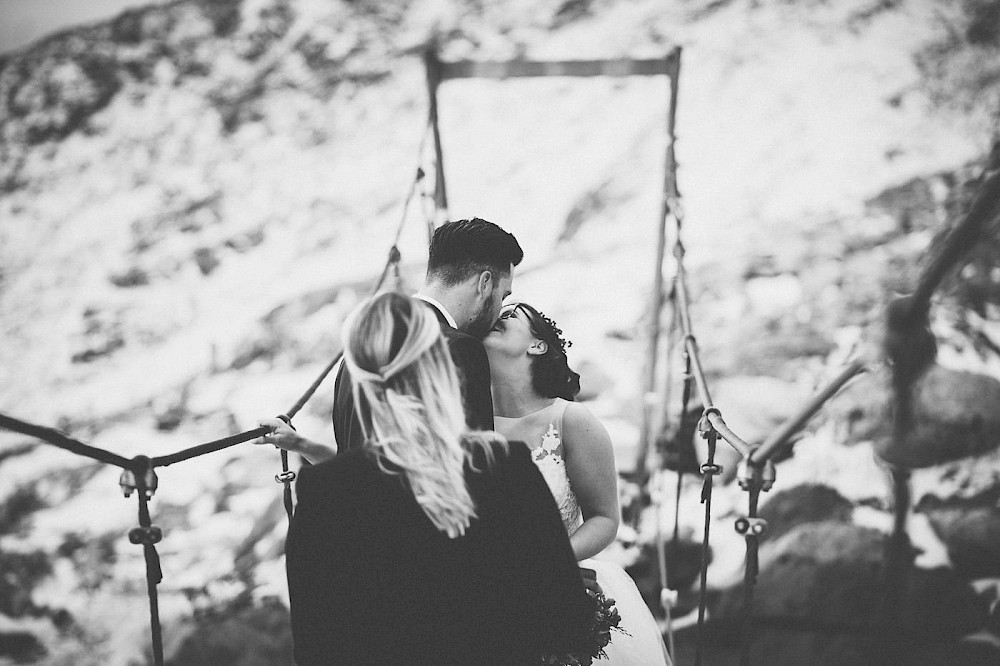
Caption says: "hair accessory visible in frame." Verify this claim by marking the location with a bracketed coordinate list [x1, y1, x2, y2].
[536, 309, 572, 354]
[343, 356, 387, 386]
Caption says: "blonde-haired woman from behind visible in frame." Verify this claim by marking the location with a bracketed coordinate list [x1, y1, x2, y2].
[262, 292, 594, 665]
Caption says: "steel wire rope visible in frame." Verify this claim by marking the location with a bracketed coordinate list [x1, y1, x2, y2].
[693, 424, 720, 666]
[738, 479, 763, 666]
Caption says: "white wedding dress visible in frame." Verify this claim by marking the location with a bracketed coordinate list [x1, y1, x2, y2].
[495, 399, 672, 666]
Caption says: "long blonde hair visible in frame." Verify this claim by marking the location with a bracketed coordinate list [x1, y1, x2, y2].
[342, 292, 504, 538]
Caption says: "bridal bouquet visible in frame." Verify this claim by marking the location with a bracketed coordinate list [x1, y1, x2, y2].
[541, 577, 627, 666]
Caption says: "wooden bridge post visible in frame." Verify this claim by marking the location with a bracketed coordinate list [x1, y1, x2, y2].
[637, 47, 682, 481]
[423, 42, 450, 228]
[421, 48, 684, 479]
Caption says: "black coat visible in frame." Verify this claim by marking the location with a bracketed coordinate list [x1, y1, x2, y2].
[332, 303, 494, 451]
[285, 441, 594, 665]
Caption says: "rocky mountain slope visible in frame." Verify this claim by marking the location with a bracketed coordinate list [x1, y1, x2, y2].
[2, 0, 1000, 663]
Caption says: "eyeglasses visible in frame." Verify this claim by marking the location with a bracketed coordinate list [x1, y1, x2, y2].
[503, 303, 572, 354]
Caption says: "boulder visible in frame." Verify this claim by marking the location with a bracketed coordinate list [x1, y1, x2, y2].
[163, 596, 293, 666]
[0, 629, 47, 663]
[757, 483, 854, 543]
[672, 618, 1000, 665]
[671, 616, 866, 665]
[881, 365, 1000, 468]
[712, 522, 987, 642]
[830, 365, 1000, 468]
[922, 506, 1000, 579]
[895, 636, 1000, 665]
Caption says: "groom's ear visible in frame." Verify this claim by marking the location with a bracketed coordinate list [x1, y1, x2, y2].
[475, 270, 493, 297]
[527, 340, 548, 356]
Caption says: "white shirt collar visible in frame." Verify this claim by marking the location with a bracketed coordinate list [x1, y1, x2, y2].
[413, 293, 458, 329]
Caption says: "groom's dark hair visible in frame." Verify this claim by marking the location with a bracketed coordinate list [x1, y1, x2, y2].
[426, 218, 523, 286]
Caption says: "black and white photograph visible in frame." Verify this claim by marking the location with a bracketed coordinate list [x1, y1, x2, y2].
[1, 1, 999, 664]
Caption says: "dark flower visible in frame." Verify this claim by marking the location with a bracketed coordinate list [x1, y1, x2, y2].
[540, 587, 628, 666]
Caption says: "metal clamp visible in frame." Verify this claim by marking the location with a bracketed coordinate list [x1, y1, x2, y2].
[761, 459, 776, 491]
[698, 407, 721, 439]
[275, 470, 296, 484]
[736, 457, 777, 492]
[129, 525, 163, 545]
[736, 457, 754, 490]
[700, 463, 724, 476]
[735, 517, 768, 536]
[119, 456, 158, 498]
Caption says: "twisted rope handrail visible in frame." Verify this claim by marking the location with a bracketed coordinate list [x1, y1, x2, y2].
[0, 120, 437, 663]
[669, 240, 757, 666]
[663, 162, 999, 662]
[0, 414, 132, 468]
[748, 358, 867, 466]
[906, 166, 1000, 318]
[873, 155, 1000, 660]
[0, 358, 319, 666]
[666, 207, 870, 666]
[673, 250, 754, 459]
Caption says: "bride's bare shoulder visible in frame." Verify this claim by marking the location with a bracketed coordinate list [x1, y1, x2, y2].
[561, 402, 612, 447]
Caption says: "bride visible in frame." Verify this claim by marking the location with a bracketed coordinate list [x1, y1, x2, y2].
[483, 302, 673, 666]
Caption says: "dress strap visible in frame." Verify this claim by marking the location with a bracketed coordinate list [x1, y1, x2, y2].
[552, 398, 569, 442]
[538, 399, 570, 460]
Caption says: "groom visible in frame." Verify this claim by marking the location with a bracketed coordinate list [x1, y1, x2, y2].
[333, 218, 524, 451]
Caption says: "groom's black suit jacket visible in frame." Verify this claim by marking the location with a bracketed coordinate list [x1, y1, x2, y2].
[285, 441, 594, 665]
[332, 301, 494, 450]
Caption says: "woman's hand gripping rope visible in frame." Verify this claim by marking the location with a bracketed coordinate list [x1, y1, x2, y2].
[255, 417, 338, 464]
[257, 417, 298, 449]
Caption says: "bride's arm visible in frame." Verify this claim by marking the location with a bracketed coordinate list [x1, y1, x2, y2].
[562, 402, 620, 561]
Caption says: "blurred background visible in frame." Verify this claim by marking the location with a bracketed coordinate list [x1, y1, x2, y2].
[1, 0, 999, 664]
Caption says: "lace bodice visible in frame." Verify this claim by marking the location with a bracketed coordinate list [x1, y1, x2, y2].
[494, 399, 583, 536]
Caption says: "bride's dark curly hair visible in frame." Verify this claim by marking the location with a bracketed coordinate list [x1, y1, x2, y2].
[511, 303, 581, 401]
